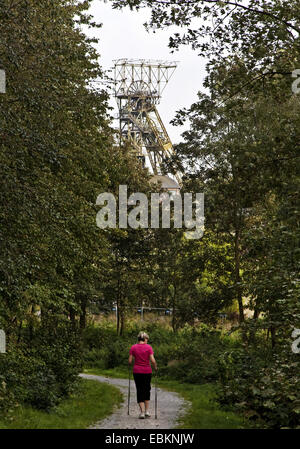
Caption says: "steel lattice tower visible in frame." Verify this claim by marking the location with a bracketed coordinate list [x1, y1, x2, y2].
[113, 59, 181, 185]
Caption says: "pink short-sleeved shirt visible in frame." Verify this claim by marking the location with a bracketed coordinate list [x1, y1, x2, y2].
[129, 343, 154, 374]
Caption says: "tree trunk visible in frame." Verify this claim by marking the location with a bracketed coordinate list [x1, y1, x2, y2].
[28, 305, 35, 341]
[249, 307, 260, 343]
[80, 297, 87, 330]
[234, 225, 244, 323]
[17, 320, 23, 344]
[116, 297, 120, 335]
[69, 307, 76, 326]
[120, 310, 125, 336]
[171, 291, 177, 333]
[270, 325, 276, 348]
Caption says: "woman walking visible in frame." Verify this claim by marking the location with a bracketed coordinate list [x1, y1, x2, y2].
[128, 331, 157, 419]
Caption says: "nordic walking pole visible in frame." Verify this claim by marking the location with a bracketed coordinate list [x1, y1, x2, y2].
[128, 365, 131, 415]
[155, 368, 158, 419]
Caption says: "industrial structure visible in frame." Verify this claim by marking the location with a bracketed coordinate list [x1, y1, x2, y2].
[113, 59, 181, 186]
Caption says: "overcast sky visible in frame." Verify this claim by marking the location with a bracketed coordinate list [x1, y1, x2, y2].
[84, 1, 207, 144]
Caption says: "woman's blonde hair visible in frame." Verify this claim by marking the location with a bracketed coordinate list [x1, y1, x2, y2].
[138, 331, 149, 341]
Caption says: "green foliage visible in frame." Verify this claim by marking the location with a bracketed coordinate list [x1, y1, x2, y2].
[109, 0, 300, 67]
[167, 382, 248, 429]
[25, 367, 60, 411]
[218, 345, 300, 428]
[157, 324, 239, 383]
[0, 348, 57, 412]
[0, 319, 82, 412]
[28, 318, 83, 398]
[0, 0, 120, 418]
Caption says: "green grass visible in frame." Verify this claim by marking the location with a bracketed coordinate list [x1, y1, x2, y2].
[84, 367, 249, 429]
[84, 366, 129, 379]
[0, 378, 122, 429]
[157, 380, 248, 429]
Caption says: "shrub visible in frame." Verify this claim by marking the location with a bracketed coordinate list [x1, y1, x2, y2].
[25, 366, 60, 410]
[0, 318, 82, 415]
[84, 348, 108, 369]
[217, 344, 300, 428]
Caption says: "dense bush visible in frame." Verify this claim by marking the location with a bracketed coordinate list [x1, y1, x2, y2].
[217, 344, 300, 428]
[156, 323, 239, 383]
[28, 318, 83, 399]
[0, 318, 82, 414]
[21, 360, 60, 410]
[0, 348, 57, 412]
[83, 323, 116, 350]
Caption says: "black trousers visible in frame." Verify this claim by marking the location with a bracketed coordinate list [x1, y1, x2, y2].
[133, 373, 152, 403]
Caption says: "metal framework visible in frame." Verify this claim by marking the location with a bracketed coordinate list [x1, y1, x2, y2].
[113, 59, 181, 184]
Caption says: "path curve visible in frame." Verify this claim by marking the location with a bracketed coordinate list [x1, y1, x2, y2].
[80, 373, 190, 429]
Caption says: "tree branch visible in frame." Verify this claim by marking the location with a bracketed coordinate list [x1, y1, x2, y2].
[143, 0, 300, 33]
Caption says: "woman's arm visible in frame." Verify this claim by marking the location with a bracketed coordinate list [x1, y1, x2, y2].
[150, 354, 158, 371]
[128, 354, 133, 366]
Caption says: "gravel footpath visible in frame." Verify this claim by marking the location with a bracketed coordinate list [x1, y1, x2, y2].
[80, 373, 190, 429]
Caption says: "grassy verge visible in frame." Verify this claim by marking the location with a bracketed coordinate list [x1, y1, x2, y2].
[83, 367, 249, 429]
[157, 380, 248, 429]
[0, 378, 122, 429]
[84, 366, 129, 379]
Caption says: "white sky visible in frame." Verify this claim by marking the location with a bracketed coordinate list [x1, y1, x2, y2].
[84, 1, 207, 144]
